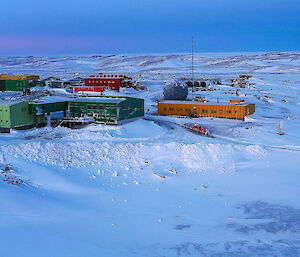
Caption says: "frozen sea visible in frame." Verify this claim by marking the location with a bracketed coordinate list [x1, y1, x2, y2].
[1, 52, 300, 257]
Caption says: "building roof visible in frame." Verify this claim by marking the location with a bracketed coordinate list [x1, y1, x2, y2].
[0, 99, 24, 106]
[28, 96, 69, 105]
[70, 97, 126, 104]
[159, 100, 250, 106]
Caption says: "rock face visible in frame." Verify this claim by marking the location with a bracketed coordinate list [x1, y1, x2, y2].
[163, 79, 188, 100]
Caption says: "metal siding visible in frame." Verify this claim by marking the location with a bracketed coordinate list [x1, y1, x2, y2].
[10, 102, 35, 128]
[5, 80, 29, 91]
[158, 102, 254, 120]
[29, 101, 68, 115]
[69, 101, 118, 124]
[118, 98, 144, 121]
[0, 105, 11, 128]
[0, 80, 6, 91]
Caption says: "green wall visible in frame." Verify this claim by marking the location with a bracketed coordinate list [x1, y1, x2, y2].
[10, 102, 35, 128]
[69, 101, 118, 124]
[0, 105, 11, 128]
[29, 101, 68, 115]
[118, 97, 144, 121]
[5, 80, 29, 91]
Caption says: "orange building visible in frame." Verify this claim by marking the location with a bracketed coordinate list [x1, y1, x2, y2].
[158, 100, 255, 120]
[0, 73, 40, 81]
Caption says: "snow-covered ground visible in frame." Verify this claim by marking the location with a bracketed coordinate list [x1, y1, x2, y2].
[1, 52, 300, 257]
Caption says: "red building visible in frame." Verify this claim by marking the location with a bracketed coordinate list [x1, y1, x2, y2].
[84, 73, 133, 91]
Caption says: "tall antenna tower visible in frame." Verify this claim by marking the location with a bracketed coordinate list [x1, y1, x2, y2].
[192, 37, 194, 82]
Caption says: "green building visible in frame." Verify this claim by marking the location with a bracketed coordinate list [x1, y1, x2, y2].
[69, 96, 144, 124]
[0, 80, 30, 91]
[0, 96, 144, 132]
[29, 97, 69, 116]
[0, 100, 44, 132]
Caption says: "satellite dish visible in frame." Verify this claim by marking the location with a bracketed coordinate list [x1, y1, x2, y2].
[163, 79, 188, 100]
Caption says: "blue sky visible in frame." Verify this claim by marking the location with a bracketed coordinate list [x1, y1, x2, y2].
[1, 0, 300, 54]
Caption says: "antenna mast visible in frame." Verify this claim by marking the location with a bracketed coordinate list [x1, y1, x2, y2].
[192, 37, 194, 82]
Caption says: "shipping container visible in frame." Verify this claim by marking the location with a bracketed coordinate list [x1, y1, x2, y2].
[158, 101, 255, 120]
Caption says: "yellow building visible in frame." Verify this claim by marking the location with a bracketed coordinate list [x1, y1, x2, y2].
[0, 73, 40, 81]
[158, 100, 255, 120]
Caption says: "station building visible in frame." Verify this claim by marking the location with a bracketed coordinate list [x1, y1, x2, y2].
[158, 100, 255, 120]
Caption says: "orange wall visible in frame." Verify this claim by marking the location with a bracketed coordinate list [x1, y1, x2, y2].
[0, 75, 40, 80]
[158, 102, 255, 120]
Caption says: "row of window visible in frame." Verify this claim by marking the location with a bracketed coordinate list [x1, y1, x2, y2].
[85, 104, 115, 110]
[0, 120, 8, 122]
[87, 80, 116, 84]
[122, 104, 131, 110]
[87, 113, 116, 119]
[164, 107, 238, 114]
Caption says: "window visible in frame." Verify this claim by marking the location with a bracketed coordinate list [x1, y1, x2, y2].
[6, 120, 8, 122]
[80, 106, 84, 111]
[75, 104, 78, 107]
[87, 104, 92, 110]
[98, 105, 104, 110]
[110, 105, 115, 109]
[92, 105, 97, 110]
[229, 110, 231, 113]
[220, 110, 222, 114]
[112, 81, 115, 84]
[235, 110, 237, 114]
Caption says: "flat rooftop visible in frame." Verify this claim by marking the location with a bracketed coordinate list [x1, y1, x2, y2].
[70, 97, 126, 104]
[29, 96, 69, 105]
[159, 100, 250, 106]
[0, 99, 24, 106]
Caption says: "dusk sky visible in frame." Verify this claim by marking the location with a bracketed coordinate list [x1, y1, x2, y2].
[1, 0, 300, 55]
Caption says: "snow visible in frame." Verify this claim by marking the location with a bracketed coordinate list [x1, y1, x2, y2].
[1, 52, 300, 257]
